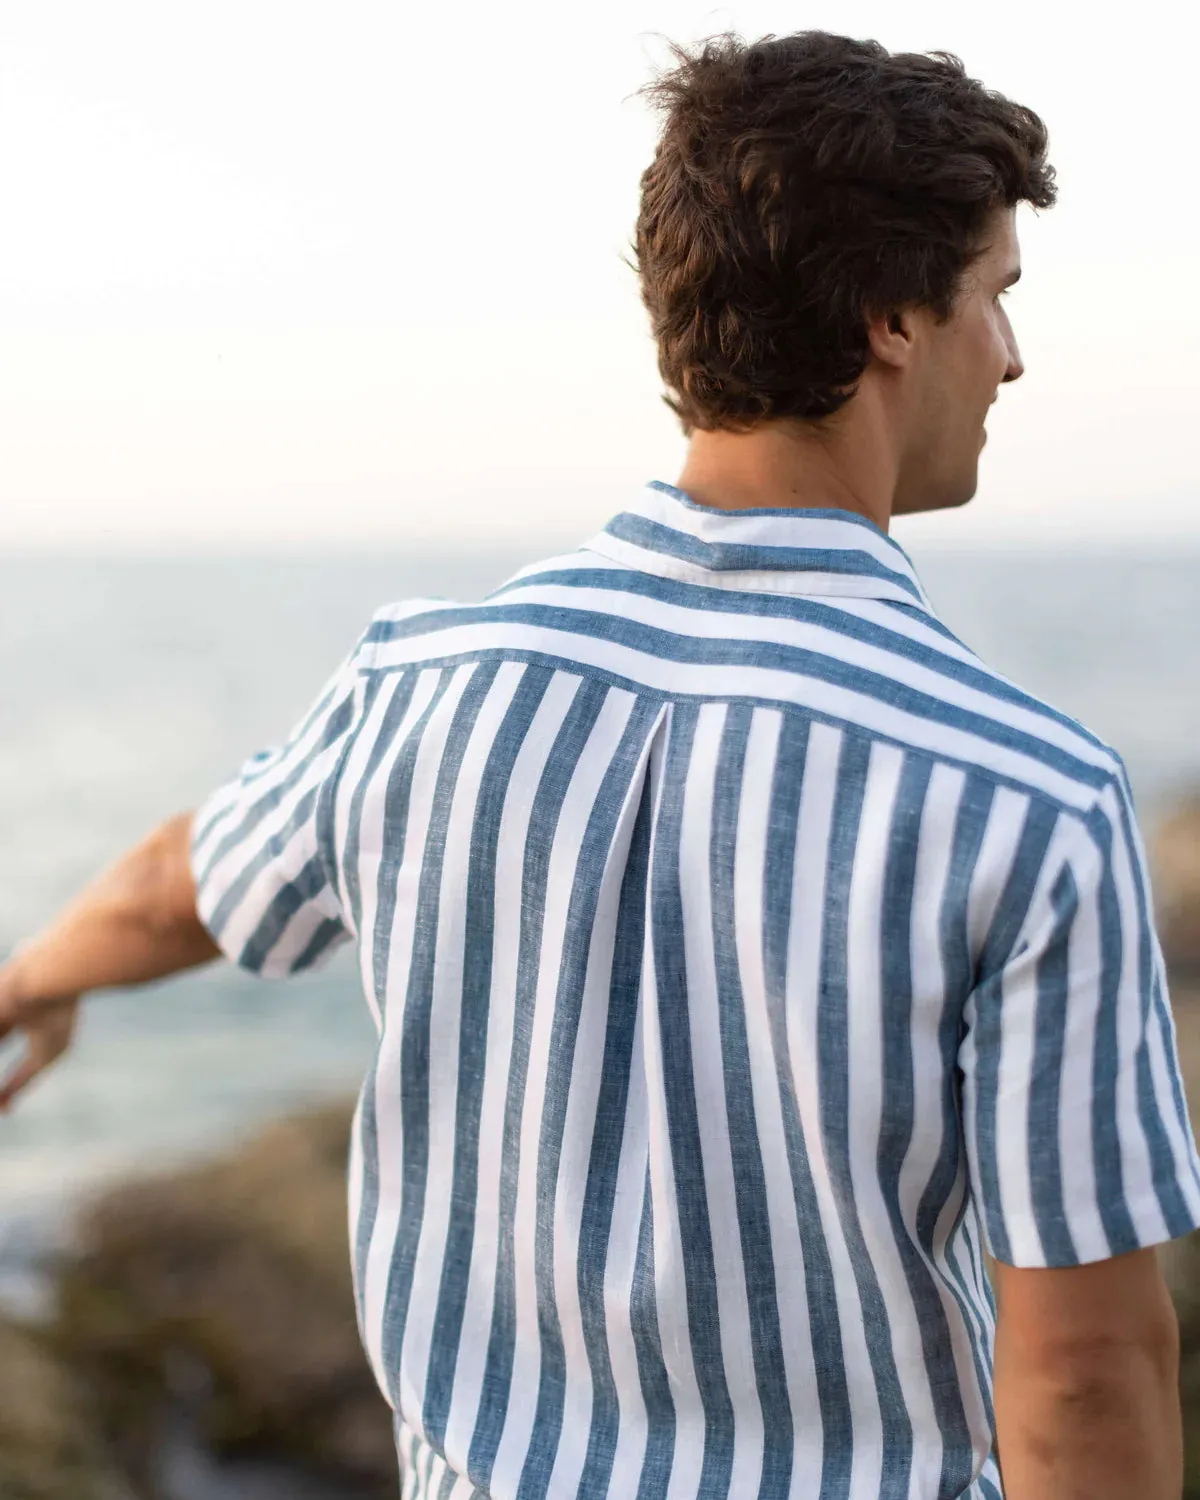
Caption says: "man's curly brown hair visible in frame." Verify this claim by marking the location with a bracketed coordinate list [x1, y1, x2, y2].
[635, 31, 1057, 433]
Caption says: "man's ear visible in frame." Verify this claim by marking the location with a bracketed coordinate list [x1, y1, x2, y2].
[866, 304, 918, 371]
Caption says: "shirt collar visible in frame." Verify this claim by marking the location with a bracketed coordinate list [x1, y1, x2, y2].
[584, 481, 934, 613]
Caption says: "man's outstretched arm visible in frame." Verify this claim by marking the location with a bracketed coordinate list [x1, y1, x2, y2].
[0, 812, 219, 1110]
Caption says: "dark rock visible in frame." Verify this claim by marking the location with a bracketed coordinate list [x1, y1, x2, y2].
[45, 1100, 397, 1498]
[0, 1314, 136, 1500]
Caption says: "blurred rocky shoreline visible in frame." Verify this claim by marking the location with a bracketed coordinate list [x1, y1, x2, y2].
[0, 1100, 393, 1500]
[3, 796, 1200, 1500]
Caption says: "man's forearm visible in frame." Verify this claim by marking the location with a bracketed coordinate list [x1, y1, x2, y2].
[5, 812, 220, 1003]
[994, 1314, 1182, 1499]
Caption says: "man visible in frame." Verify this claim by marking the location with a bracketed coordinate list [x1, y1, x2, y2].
[1, 28, 1196, 1500]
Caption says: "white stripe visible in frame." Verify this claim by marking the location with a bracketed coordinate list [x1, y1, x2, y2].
[1056, 829, 1107, 1262]
[785, 721, 885, 1500]
[602, 999, 652, 1496]
[734, 708, 825, 1497]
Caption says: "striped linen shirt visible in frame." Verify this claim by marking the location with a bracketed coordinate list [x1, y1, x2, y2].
[192, 480, 1200, 1500]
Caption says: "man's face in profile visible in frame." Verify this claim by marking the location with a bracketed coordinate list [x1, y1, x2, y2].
[893, 206, 1025, 517]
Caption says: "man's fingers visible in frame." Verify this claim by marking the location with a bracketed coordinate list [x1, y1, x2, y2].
[0, 1049, 39, 1112]
[0, 999, 80, 1113]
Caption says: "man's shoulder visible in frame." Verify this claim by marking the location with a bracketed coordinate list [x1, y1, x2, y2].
[889, 615, 1127, 819]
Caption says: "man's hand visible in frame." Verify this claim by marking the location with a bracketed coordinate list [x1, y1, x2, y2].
[0, 812, 220, 1110]
[992, 1247, 1182, 1500]
[0, 964, 80, 1111]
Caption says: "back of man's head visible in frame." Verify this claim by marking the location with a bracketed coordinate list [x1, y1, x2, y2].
[636, 31, 1057, 436]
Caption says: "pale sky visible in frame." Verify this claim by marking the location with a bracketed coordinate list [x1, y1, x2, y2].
[0, 0, 1196, 551]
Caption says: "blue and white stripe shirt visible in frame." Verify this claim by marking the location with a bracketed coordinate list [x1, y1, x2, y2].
[192, 481, 1200, 1500]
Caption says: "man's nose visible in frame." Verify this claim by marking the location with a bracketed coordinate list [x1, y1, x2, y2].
[1002, 326, 1024, 383]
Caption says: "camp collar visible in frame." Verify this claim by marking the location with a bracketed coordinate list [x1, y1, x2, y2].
[584, 480, 934, 613]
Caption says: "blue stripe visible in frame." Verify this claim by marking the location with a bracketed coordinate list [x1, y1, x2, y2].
[710, 704, 792, 1499]
[1028, 864, 1081, 1264]
[518, 697, 662, 1500]
[365, 603, 1111, 793]
[761, 712, 852, 1500]
[576, 775, 655, 1497]
[369, 672, 454, 1020]
[316, 668, 386, 918]
[236, 851, 329, 971]
[353, 1065, 380, 1345]
[817, 732, 914, 1478]
[341, 671, 416, 937]
[632, 1166, 676, 1500]
[378, 661, 503, 1402]
[648, 701, 735, 1496]
[602, 511, 924, 600]
[420, 666, 554, 1451]
[466, 677, 607, 1488]
[1090, 799, 1140, 1255]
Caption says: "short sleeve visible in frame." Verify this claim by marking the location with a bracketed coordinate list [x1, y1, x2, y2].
[959, 770, 1200, 1268]
[189, 634, 370, 978]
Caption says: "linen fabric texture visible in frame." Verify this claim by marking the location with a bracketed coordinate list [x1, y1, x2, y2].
[191, 482, 1200, 1500]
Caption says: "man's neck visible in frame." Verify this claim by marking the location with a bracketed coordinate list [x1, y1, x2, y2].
[674, 413, 899, 533]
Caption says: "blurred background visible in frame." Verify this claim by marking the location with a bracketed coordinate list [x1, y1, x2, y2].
[1, 1, 1198, 1496]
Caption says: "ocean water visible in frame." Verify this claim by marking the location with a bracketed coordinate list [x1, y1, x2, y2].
[1, 544, 1198, 1262]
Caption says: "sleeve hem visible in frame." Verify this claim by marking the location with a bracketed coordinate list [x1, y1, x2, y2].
[986, 1190, 1200, 1269]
